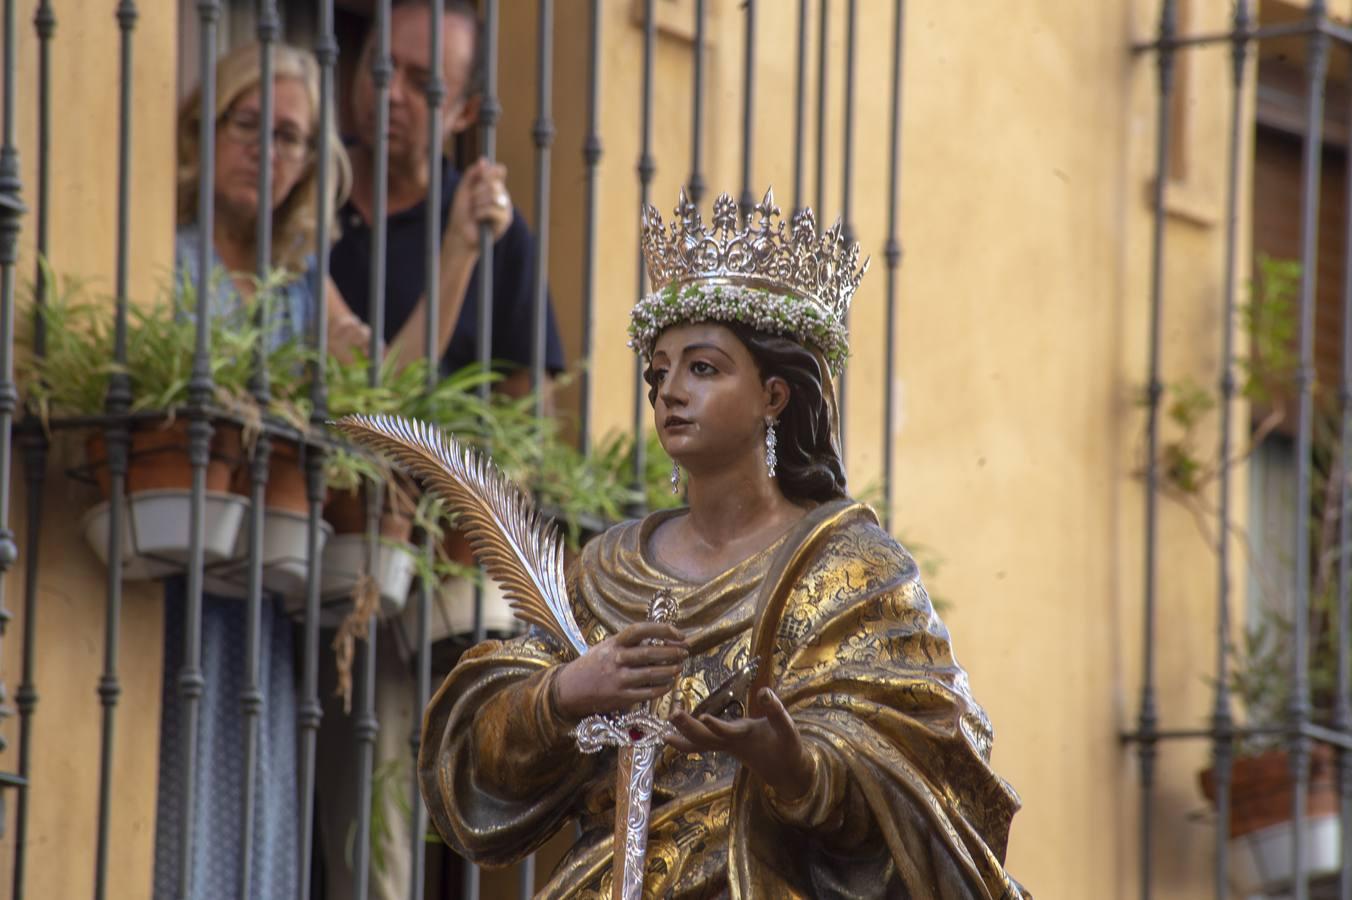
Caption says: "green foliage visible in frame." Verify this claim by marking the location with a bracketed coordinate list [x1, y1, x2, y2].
[1153, 254, 1297, 499]
[19, 261, 116, 419]
[1147, 254, 1352, 754]
[1238, 255, 1300, 406]
[346, 758, 413, 878]
[327, 348, 432, 420]
[1228, 583, 1346, 755]
[20, 262, 307, 422]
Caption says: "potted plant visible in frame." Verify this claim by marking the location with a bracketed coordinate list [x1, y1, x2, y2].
[22, 267, 263, 579]
[1202, 593, 1343, 894]
[304, 349, 437, 624]
[1156, 256, 1345, 895]
[208, 317, 333, 601]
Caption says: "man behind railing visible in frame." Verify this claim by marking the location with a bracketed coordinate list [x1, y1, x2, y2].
[327, 0, 565, 389]
[316, 2, 565, 899]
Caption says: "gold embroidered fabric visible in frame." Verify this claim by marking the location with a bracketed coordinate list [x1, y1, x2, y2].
[419, 500, 1029, 899]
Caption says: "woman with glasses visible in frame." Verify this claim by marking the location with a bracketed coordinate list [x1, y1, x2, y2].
[153, 42, 362, 900]
[174, 40, 369, 356]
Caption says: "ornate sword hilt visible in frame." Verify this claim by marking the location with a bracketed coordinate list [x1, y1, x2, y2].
[571, 588, 681, 753]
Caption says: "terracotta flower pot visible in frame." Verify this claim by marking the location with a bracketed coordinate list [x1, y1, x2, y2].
[323, 474, 418, 542]
[231, 437, 311, 516]
[85, 419, 240, 497]
[442, 526, 476, 568]
[1200, 744, 1339, 838]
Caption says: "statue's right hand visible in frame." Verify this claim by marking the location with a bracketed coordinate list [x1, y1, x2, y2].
[553, 622, 689, 721]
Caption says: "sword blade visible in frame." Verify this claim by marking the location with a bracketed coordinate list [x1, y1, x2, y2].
[612, 741, 659, 900]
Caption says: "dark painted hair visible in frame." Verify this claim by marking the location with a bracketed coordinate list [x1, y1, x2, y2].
[645, 322, 848, 505]
[385, 0, 486, 99]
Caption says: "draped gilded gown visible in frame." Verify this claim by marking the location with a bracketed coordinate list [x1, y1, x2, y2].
[419, 499, 1028, 899]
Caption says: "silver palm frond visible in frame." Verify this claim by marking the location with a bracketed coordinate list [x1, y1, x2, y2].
[331, 413, 589, 658]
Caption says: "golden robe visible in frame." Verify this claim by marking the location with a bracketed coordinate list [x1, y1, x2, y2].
[419, 500, 1028, 899]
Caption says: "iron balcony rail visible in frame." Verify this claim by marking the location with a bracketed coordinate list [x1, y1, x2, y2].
[5, 2, 905, 898]
[1127, 2, 1352, 900]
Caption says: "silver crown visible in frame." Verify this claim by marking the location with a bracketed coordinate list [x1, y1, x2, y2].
[640, 187, 868, 328]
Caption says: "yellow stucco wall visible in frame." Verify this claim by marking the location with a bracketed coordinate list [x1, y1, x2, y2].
[0, 0, 1298, 897]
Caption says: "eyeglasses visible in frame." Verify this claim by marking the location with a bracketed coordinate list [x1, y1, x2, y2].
[220, 108, 313, 163]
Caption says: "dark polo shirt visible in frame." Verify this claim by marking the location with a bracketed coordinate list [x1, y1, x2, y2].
[329, 160, 565, 376]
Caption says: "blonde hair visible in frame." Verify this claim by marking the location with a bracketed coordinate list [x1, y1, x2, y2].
[177, 41, 351, 274]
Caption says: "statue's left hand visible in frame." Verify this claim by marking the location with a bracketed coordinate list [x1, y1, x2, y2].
[666, 687, 813, 802]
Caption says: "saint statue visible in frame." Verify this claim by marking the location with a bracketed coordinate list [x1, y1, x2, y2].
[374, 190, 1029, 898]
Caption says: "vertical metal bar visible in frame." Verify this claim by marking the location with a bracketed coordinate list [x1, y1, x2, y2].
[466, 2, 500, 894]
[738, 0, 756, 215]
[421, 0, 444, 388]
[518, 856, 535, 900]
[15, 4, 54, 896]
[180, 0, 218, 895]
[814, 0, 829, 216]
[465, 2, 500, 884]
[578, 0, 602, 455]
[836, 0, 857, 463]
[1136, 2, 1177, 897]
[14, 435, 40, 893]
[688, 0, 706, 204]
[1210, 4, 1250, 897]
[411, 570, 432, 900]
[472, 0, 500, 650]
[1290, 5, 1331, 898]
[298, 0, 336, 893]
[239, 6, 278, 895]
[791, 0, 808, 216]
[411, 3, 445, 897]
[523, 0, 545, 856]
[461, 847, 480, 897]
[353, 589, 380, 900]
[632, 0, 656, 505]
[881, 0, 904, 533]
[31, 0, 51, 339]
[254, 10, 277, 283]
[355, 4, 394, 897]
[1337, 22, 1352, 897]
[95, 3, 138, 898]
[0, 0, 18, 865]
[530, 0, 555, 417]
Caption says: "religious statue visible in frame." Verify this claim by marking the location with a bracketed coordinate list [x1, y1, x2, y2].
[337, 189, 1029, 899]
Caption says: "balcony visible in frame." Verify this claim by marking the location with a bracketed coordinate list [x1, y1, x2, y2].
[2, 1, 1350, 898]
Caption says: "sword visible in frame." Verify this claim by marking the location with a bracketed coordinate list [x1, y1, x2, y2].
[573, 589, 679, 900]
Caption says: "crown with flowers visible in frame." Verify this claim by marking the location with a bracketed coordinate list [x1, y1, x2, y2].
[627, 187, 868, 375]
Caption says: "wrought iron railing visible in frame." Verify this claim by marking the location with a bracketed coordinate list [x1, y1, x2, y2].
[1128, 1, 1352, 898]
[1, 1, 908, 899]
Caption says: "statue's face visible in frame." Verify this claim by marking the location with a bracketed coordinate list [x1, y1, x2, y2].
[650, 323, 785, 474]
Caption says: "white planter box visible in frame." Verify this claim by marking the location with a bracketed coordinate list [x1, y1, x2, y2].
[318, 533, 418, 619]
[81, 489, 247, 582]
[391, 574, 522, 662]
[1229, 813, 1340, 897]
[204, 508, 333, 601]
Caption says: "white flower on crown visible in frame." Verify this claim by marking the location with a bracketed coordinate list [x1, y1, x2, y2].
[627, 188, 868, 375]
